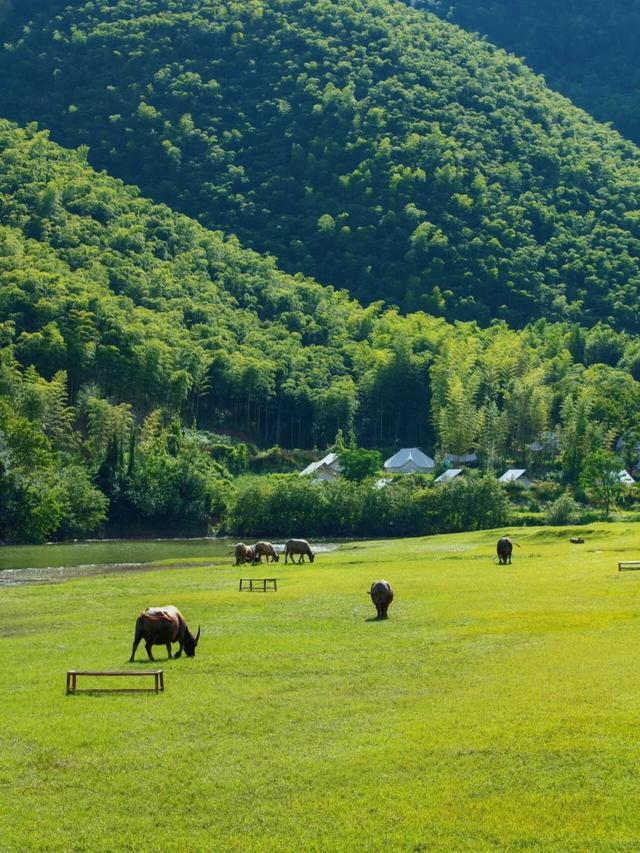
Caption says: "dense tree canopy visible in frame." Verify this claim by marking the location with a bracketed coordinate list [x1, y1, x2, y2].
[413, 0, 640, 146]
[1, 119, 640, 540]
[3, 0, 640, 327]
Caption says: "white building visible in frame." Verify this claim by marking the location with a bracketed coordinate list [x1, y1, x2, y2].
[498, 469, 532, 488]
[300, 452, 342, 481]
[435, 468, 464, 485]
[617, 469, 636, 486]
[383, 447, 435, 474]
[443, 452, 478, 466]
[526, 432, 560, 455]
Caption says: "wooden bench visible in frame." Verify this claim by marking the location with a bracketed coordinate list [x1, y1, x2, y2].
[618, 562, 640, 572]
[66, 670, 164, 694]
[239, 577, 277, 592]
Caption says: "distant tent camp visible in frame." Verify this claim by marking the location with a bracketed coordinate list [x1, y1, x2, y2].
[300, 452, 342, 481]
[498, 469, 532, 488]
[617, 469, 636, 486]
[434, 468, 463, 485]
[383, 448, 435, 474]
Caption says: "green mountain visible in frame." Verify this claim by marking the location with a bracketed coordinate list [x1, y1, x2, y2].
[0, 118, 439, 451]
[3, 0, 640, 329]
[414, 0, 640, 146]
[3, 117, 640, 542]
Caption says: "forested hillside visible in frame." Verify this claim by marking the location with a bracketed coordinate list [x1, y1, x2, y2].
[4, 0, 640, 328]
[2, 119, 640, 541]
[414, 0, 640, 145]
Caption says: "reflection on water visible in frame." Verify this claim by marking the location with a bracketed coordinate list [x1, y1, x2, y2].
[0, 539, 341, 587]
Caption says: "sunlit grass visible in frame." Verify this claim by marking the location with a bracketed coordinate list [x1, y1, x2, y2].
[3, 524, 640, 850]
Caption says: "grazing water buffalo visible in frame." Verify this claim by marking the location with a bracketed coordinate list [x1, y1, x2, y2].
[497, 536, 514, 565]
[369, 580, 394, 619]
[129, 606, 200, 662]
[234, 542, 249, 565]
[245, 545, 257, 564]
[284, 538, 315, 563]
[254, 541, 280, 563]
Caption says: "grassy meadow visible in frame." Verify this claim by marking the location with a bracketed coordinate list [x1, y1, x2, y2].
[3, 525, 640, 850]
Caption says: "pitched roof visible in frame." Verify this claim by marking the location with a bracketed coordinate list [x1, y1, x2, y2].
[435, 468, 463, 484]
[300, 452, 342, 477]
[498, 469, 528, 483]
[617, 469, 636, 485]
[384, 447, 435, 470]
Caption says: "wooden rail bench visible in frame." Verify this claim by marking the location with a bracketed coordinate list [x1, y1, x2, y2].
[66, 670, 164, 694]
[239, 577, 277, 592]
[618, 561, 640, 572]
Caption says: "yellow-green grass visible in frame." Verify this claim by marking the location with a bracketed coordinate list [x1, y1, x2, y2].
[3, 524, 640, 851]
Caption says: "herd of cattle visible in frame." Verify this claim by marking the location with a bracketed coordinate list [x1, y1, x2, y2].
[128, 536, 517, 662]
[234, 538, 315, 565]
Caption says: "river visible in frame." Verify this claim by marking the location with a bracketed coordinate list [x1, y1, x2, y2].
[0, 538, 340, 586]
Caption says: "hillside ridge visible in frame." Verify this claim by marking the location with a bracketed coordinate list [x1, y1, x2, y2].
[2, 0, 640, 328]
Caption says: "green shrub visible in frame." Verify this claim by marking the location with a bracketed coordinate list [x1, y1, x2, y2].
[545, 492, 581, 525]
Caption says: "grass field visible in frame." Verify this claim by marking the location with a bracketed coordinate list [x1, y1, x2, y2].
[3, 525, 640, 851]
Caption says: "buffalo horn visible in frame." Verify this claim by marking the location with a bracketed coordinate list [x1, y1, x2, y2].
[195, 625, 201, 642]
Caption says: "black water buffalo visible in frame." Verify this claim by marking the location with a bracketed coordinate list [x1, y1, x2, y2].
[369, 579, 394, 619]
[129, 606, 200, 662]
[497, 536, 514, 565]
[254, 541, 280, 562]
[284, 538, 315, 563]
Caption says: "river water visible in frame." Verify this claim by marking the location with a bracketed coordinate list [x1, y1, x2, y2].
[0, 539, 340, 587]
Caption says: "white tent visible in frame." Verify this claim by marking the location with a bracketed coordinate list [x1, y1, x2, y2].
[617, 469, 636, 486]
[384, 447, 435, 474]
[435, 468, 463, 485]
[300, 452, 342, 481]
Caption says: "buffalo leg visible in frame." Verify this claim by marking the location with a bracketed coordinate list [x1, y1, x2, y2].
[129, 623, 144, 662]
[145, 641, 155, 662]
[174, 644, 183, 659]
[166, 643, 173, 659]
[129, 637, 141, 663]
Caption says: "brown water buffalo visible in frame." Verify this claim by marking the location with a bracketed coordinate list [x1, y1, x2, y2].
[234, 542, 249, 565]
[129, 606, 200, 662]
[369, 579, 394, 619]
[254, 541, 280, 563]
[245, 545, 257, 564]
[497, 536, 514, 565]
[284, 538, 315, 563]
